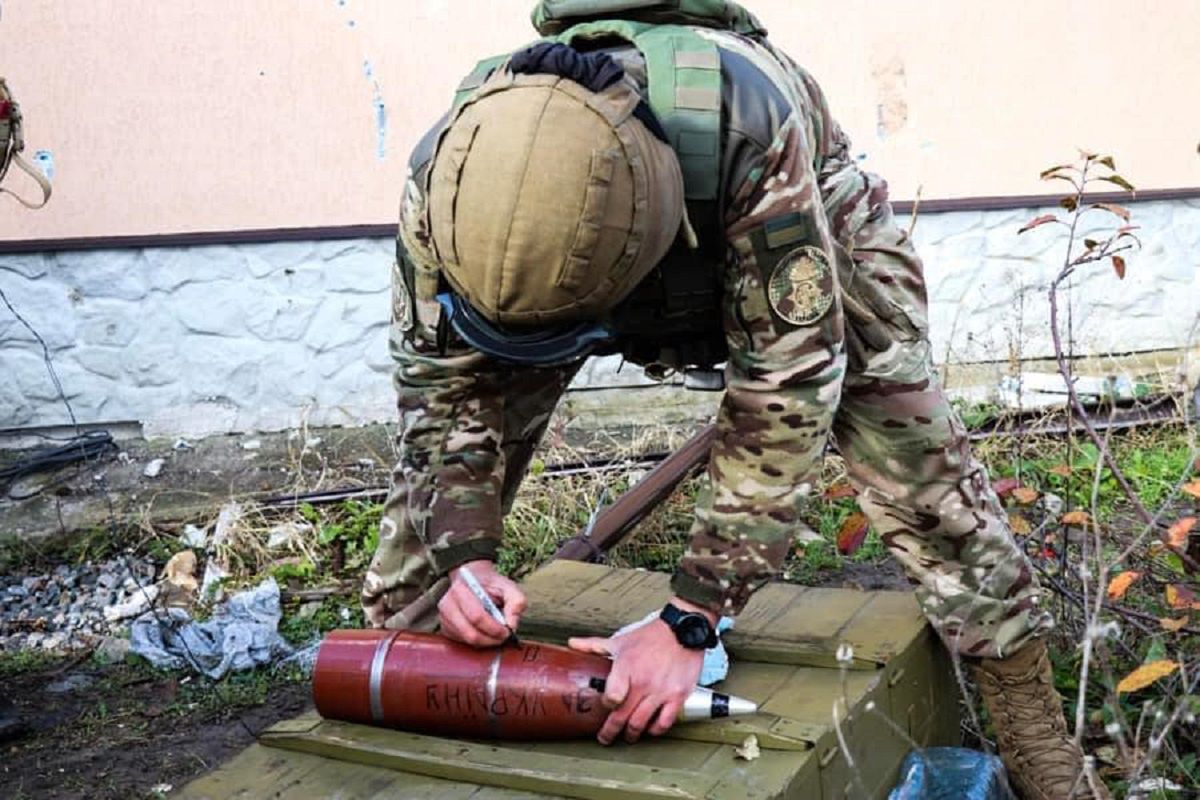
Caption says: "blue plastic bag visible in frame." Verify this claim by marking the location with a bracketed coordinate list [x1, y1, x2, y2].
[889, 748, 1016, 800]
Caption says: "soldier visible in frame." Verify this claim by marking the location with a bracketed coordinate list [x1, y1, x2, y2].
[362, 4, 1107, 798]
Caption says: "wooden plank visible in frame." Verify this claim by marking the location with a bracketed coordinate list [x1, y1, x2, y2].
[521, 563, 878, 668]
[519, 559, 610, 608]
[520, 566, 670, 643]
[757, 666, 882, 726]
[835, 591, 928, 665]
[727, 588, 878, 669]
[176, 743, 498, 800]
[511, 736, 722, 771]
[261, 720, 718, 800]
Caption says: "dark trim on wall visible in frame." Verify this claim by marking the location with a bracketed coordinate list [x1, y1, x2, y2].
[0, 224, 399, 255]
[890, 187, 1200, 215]
[1, 188, 1197, 255]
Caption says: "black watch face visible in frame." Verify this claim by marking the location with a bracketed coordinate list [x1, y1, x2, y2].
[676, 614, 713, 649]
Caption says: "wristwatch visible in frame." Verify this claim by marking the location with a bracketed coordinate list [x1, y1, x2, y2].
[659, 602, 719, 650]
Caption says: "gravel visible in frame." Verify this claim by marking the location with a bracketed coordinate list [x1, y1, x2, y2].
[0, 556, 158, 654]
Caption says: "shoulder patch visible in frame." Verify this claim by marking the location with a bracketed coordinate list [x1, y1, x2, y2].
[767, 246, 833, 326]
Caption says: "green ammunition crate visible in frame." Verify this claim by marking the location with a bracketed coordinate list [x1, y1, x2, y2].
[177, 562, 960, 799]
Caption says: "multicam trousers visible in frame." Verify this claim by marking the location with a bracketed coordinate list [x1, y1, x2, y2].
[362, 197, 1053, 657]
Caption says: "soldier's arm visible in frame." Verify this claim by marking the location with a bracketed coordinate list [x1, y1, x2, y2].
[671, 115, 846, 616]
[373, 168, 512, 578]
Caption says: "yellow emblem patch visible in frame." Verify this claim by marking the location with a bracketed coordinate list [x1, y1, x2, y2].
[767, 246, 833, 326]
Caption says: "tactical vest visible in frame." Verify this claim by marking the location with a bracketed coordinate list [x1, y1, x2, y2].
[0, 78, 52, 209]
[446, 2, 767, 377]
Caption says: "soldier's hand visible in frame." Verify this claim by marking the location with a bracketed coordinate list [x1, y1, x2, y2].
[568, 603, 707, 745]
[439, 560, 527, 648]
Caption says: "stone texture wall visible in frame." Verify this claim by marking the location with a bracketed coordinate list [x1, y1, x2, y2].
[1, 199, 1197, 436]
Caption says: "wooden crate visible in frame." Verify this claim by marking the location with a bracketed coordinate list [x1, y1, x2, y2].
[177, 562, 960, 799]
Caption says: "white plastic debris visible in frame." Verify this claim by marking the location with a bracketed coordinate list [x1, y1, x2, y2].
[1129, 778, 1183, 798]
[180, 524, 208, 550]
[241, 439, 262, 451]
[266, 520, 313, 550]
[200, 559, 230, 602]
[142, 458, 165, 478]
[104, 584, 160, 622]
[129, 578, 294, 680]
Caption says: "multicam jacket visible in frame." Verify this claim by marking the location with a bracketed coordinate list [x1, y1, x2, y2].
[382, 27, 926, 617]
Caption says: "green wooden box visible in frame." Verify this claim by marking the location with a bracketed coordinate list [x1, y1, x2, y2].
[177, 562, 960, 799]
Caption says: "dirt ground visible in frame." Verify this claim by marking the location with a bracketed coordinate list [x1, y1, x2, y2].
[0, 658, 310, 800]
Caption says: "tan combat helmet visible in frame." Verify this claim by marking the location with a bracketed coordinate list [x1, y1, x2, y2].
[426, 43, 686, 328]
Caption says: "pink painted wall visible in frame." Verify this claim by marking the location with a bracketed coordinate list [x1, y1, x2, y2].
[2, 1, 1198, 241]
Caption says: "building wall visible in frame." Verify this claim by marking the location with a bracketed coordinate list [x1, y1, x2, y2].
[3, 199, 1197, 436]
[2, 1, 1199, 241]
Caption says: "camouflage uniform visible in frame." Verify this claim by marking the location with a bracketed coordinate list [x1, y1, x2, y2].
[363, 26, 1053, 659]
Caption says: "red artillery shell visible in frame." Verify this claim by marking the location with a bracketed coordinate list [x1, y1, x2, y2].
[312, 630, 613, 739]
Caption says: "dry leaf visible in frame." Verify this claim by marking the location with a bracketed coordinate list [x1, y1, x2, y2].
[1039, 164, 1073, 179]
[1105, 571, 1140, 600]
[1166, 584, 1200, 610]
[823, 481, 857, 500]
[1167, 517, 1197, 549]
[734, 734, 761, 761]
[836, 512, 871, 556]
[992, 477, 1020, 498]
[1100, 174, 1136, 192]
[1018, 214, 1059, 234]
[1159, 617, 1188, 633]
[1182, 480, 1200, 500]
[1049, 464, 1073, 478]
[1092, 202, 1131, 222]
[1008, 513, 1032, 536]
[1012, 487, 1040, 505]
[1116, 660, 1179, 694]
[1111, 255, 1126, 280]
[1061, 510, 1090, 526]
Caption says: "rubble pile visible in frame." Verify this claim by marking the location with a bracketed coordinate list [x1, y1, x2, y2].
[0, 556, 157, 654]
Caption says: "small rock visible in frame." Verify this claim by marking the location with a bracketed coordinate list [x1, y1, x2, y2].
[173, 438, 193, 450]
[241, 439, 262, 451]
[40, 632, 67, 651]
[96, 636, 131, 662]
[52, 612, 66, 627]
[143, 458, 166, 478]
[7, 586, 28, 599]
[297, 601, 323, 619]
[46, 673, 95, 694]
[26, 632, 44, 648]
[97, 573, 117, 590]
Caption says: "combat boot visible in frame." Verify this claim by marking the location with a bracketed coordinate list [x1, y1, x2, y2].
[969, 639, 1111, 800]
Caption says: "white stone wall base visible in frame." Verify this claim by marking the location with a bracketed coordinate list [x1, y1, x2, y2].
[1, 199, 1196, 437]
